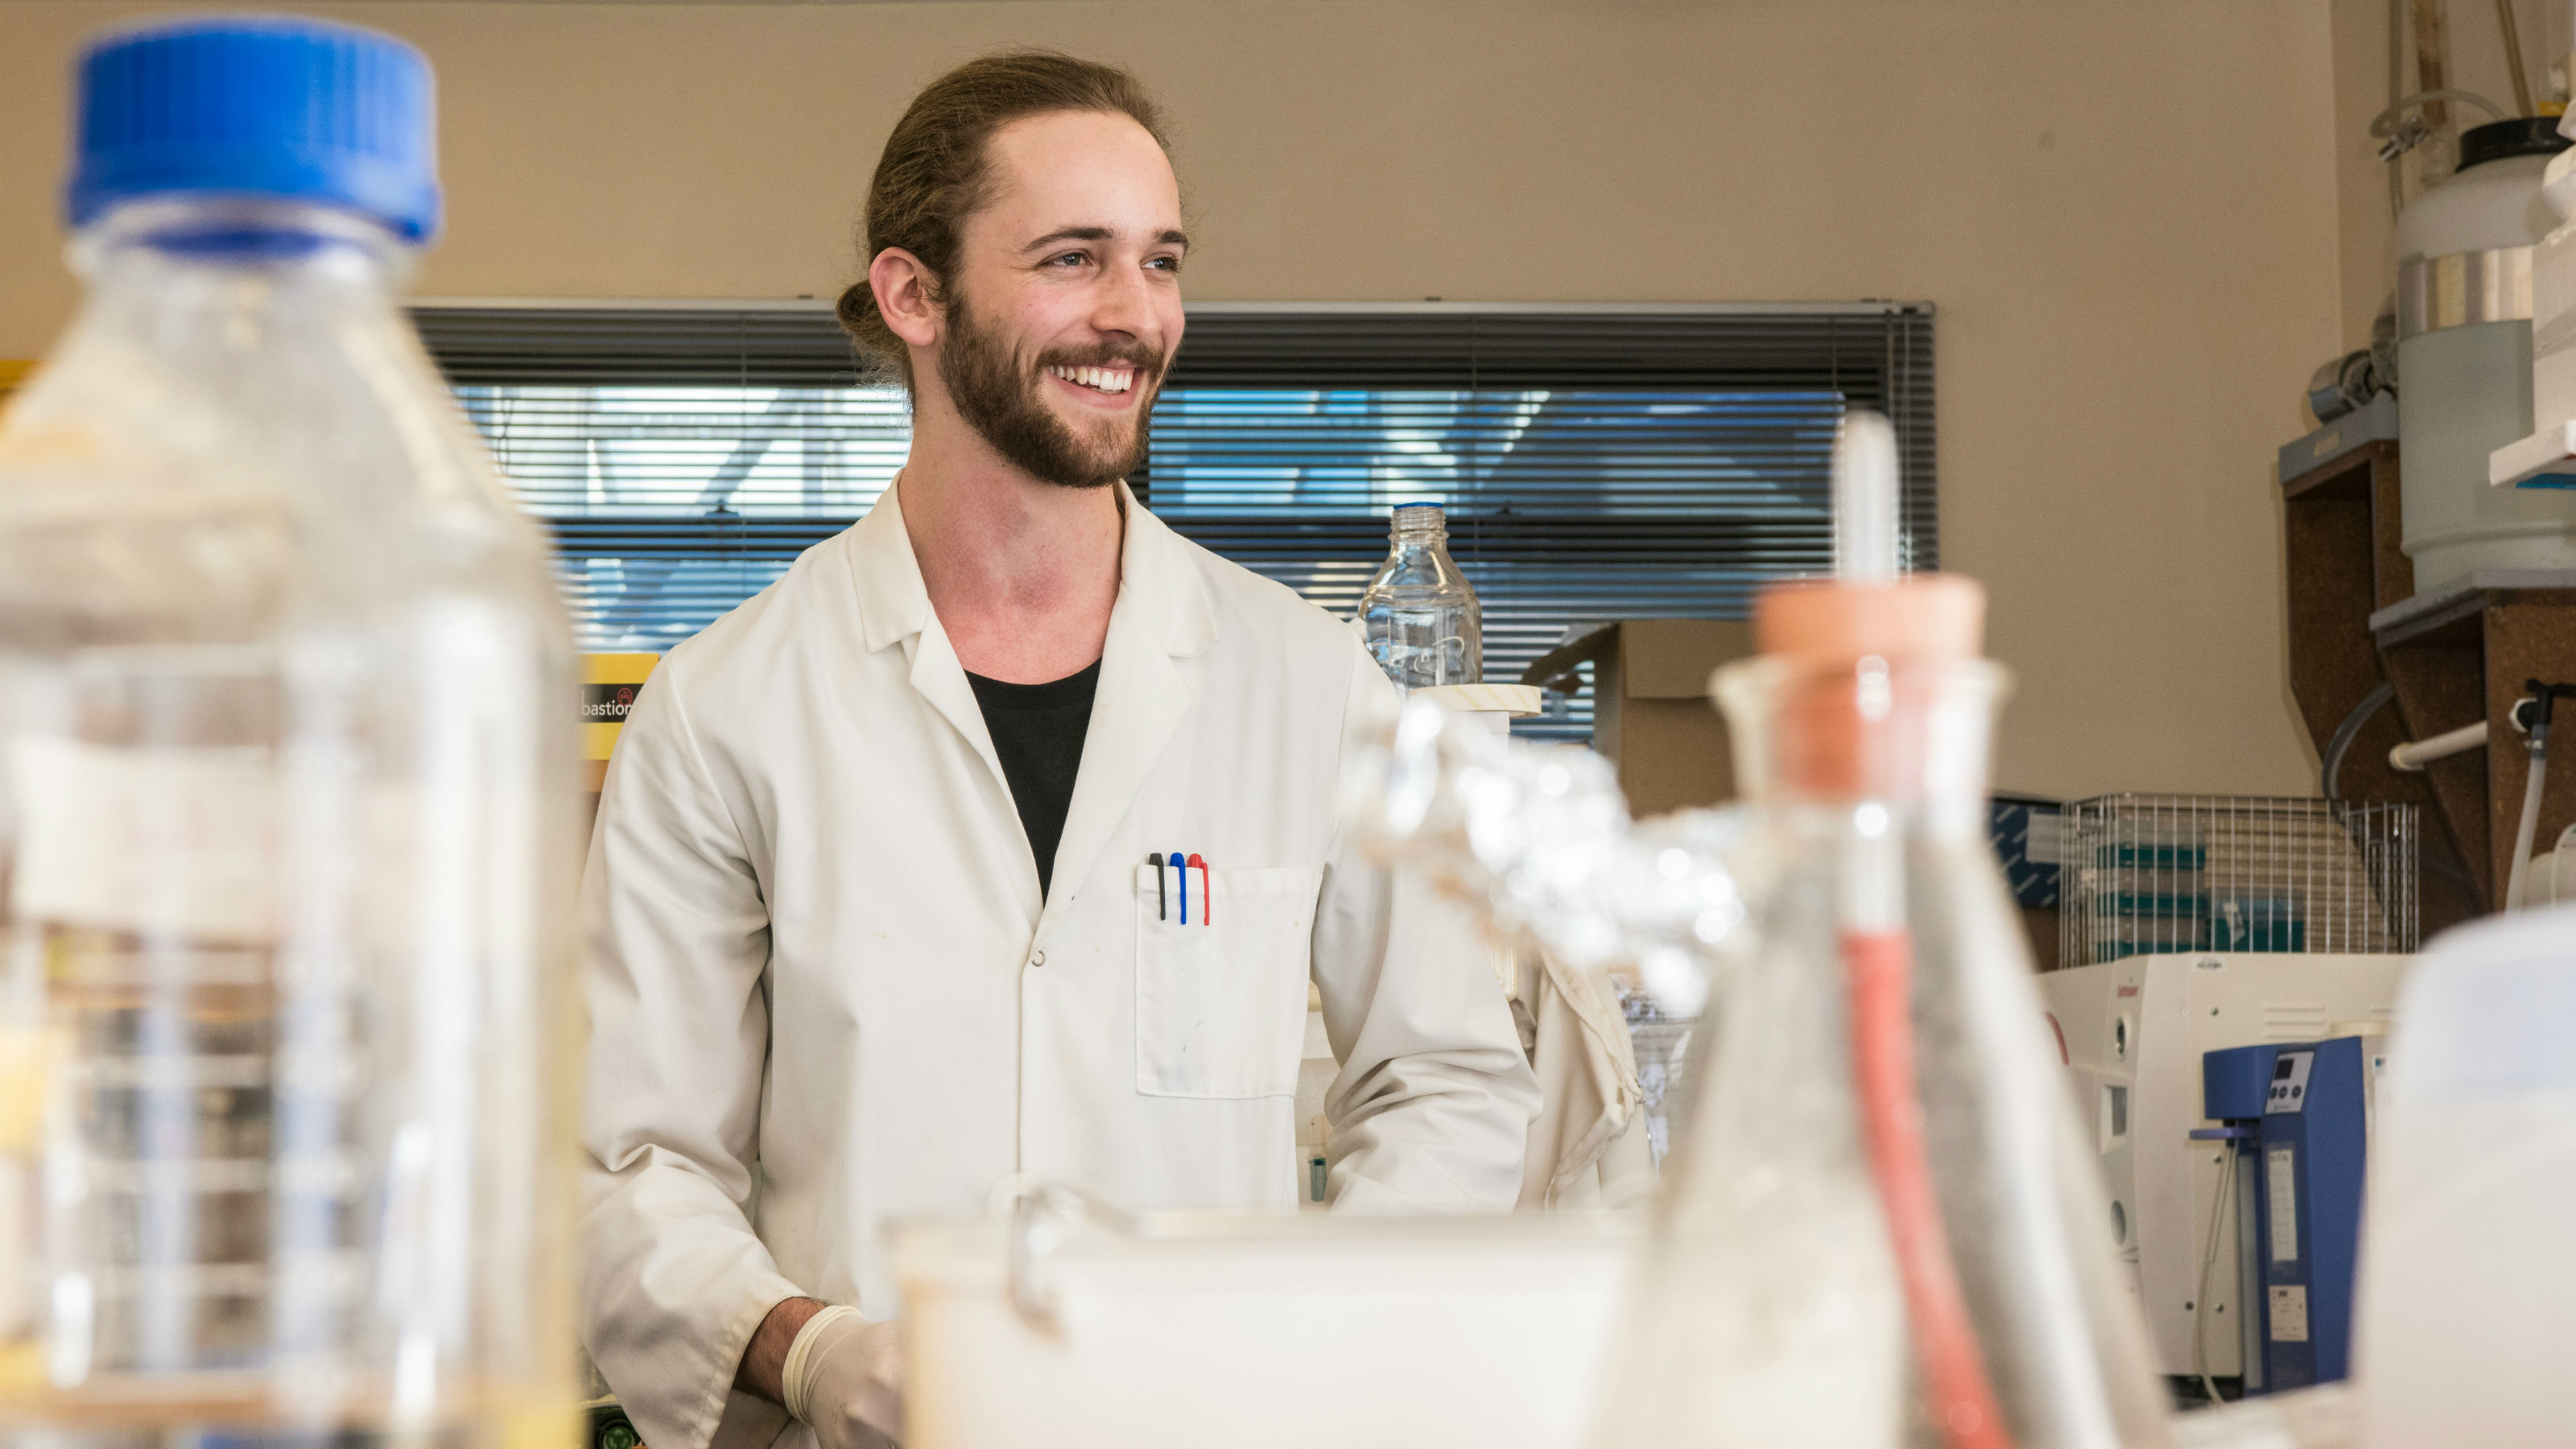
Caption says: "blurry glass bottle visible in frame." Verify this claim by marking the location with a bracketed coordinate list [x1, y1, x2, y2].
[1356, 504, 1482, 688]
[0, 17, 578, 1445]
[1587, 576, 2170, 1449]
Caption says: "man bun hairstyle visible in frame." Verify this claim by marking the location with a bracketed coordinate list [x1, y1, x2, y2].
[837, 50, 1172, 388]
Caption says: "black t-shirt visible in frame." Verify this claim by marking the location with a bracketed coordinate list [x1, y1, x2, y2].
[965, 658, 1102, 900]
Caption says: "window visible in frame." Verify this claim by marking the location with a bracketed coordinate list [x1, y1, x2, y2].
[417, 302, 1935, 740]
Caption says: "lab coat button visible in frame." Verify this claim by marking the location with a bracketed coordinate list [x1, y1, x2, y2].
[1031, 950, 1047, 968]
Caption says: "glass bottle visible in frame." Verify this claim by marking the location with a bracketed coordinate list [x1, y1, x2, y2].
[1587, 579, 2170, 1449]
[0, 18, 579, 1447]
[1356, 504, 1482, 688]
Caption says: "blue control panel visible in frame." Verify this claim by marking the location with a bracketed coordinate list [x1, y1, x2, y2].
[2202, 1036, 2369, 1391]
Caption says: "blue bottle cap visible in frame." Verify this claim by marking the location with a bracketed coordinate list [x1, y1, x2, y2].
[66, 14, 440, 242]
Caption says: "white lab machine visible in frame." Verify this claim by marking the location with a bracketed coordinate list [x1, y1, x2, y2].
[2033, 952, 2411, 1381]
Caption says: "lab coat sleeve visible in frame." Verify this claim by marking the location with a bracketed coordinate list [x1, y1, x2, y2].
[1311, 646, 1542, 1211]
[580, 658, 803, 1449]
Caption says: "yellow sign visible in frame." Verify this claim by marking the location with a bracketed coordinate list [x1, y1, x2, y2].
[0, 361, 36, 418]
[582, 653, 660, 764]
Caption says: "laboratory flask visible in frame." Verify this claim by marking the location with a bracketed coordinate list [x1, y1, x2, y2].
[1587, 577, 2169, 1449]
[1355, 504, 1483, 688]
[0, 17, 580, 1447]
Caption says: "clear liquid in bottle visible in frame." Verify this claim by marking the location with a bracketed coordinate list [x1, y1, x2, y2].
[1356, 504, 1483, 688]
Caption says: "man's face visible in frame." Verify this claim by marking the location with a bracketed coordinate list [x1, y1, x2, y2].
[931, 110, 1187, 490]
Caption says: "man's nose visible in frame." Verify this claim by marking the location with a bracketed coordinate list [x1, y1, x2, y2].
[1087, 261, 1159, 341]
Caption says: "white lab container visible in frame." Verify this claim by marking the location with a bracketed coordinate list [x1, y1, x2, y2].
[890, 1207, 1632, 1449]
[2395, 130, 2576, 591]
[2354, 905, 2576, 1447]
[2528, 150, 2576, 430]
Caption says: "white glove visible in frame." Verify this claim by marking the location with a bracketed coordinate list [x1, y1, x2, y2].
[780, 1305, 905, 1449]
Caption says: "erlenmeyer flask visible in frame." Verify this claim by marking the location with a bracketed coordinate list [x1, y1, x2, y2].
[1588, 576, 2170, 1449]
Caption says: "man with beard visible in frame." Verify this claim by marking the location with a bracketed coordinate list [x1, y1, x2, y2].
[577, 52, 1541, 1449]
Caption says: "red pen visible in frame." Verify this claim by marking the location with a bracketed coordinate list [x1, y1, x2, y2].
[1188, 853, 1210, 925]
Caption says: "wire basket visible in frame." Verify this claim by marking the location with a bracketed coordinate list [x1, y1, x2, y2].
[2058, 795, 2417, 968]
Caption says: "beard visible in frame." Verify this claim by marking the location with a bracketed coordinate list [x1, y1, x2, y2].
[936, 286, 1166, 491]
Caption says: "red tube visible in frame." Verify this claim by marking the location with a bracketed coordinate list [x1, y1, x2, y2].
[1843, 927, 2016, 1449]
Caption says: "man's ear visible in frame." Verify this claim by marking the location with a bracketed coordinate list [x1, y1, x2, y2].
[869, 247, 943, 349]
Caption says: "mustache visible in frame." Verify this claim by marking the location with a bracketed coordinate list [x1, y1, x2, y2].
[1034, 341, 1168, 382]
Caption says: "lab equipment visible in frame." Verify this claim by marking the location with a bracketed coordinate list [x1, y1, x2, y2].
[891, 1195, 1633, 1449]
[2199, 1038, 2372, 1393]
[2395, 118, 2576, 586]
[1356, 503, 1483, 688]
[0, 15, 579, 1440]
[2032, 954, 2409, 1384]
[1349, 414, 2172, 1448]
[2502, 681, 2576, 911]
[2058, 797, 2417, 967]
[2304, 349, 2387, 427]
[2355, 905, 2576, 1447]
[2493, 134, 2576, 485]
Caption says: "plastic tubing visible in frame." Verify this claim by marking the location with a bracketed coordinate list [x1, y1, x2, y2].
[2323, 683, 2396, 799]
[2506, 730, 2550, 911]
[2390, 719, 2488, 771]
[2368, 88, 2509, 138]
[1845, 929, 2014, 1449]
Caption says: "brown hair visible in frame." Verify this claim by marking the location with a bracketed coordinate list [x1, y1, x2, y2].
[836, 50, 1172, 388]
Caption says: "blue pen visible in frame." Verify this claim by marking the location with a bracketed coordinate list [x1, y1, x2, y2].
[1172, 847, 1188, 923]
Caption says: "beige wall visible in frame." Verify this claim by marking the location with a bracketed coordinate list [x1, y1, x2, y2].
[0, 0, 2348, 800]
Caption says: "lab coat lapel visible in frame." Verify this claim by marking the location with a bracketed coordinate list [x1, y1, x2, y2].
[843, 480, 1013, 820]
[1040, 485, 1216, 936]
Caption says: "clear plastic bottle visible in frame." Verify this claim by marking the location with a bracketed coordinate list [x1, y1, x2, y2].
[1355, 503, 1482, 688]
[0, 17, 578, 1445]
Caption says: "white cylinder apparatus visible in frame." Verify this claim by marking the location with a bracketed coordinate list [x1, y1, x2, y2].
[2396, 118, 2576, 592]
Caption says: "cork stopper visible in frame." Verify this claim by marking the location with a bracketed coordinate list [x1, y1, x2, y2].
[1755, 574, 1986, 662]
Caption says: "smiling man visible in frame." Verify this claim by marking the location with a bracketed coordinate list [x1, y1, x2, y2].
[577, 52, 1539, 1449]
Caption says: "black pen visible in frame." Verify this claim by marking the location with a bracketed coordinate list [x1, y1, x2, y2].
[1148, 852, 1166, 919]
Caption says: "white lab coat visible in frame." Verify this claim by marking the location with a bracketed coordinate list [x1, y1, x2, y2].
[580, 481, 1540, 1449]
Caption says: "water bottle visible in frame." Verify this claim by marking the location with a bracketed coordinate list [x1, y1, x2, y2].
[1355, 503, 1482, 688]
[0, 17, 579, 1444]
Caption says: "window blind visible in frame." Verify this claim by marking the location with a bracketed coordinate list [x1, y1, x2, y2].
[414, 300, 1935, 739]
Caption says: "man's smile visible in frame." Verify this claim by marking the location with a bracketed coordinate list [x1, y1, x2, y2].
[1046, 362, 1137, 397]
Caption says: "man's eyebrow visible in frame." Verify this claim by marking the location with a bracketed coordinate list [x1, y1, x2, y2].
[1021, 226, 1112, 253]
[1020, 225, 1192, 254]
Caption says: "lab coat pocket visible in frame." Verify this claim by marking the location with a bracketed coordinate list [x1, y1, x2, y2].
[1134, 864, 1321, 1099]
